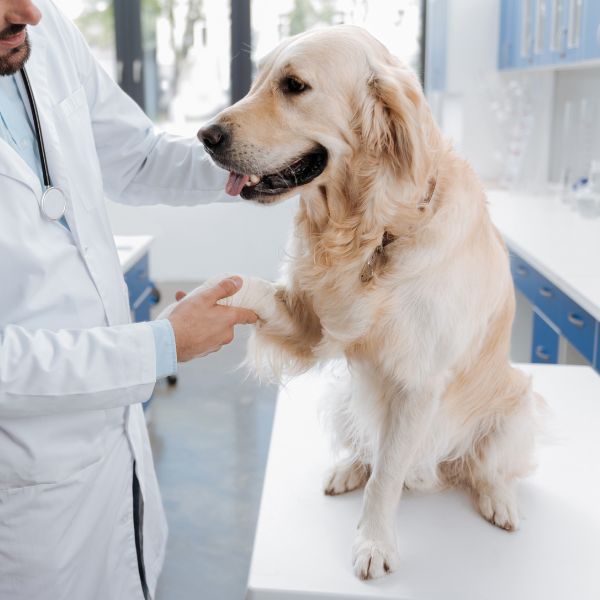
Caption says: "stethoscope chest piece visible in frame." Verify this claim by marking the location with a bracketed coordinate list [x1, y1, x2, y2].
[20, 67, 68, 222]
[41, 186, 67, 221]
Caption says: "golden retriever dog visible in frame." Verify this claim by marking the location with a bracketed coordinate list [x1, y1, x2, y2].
[189, 25, 538, 579]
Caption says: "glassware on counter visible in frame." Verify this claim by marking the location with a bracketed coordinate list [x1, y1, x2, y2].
[573, 160, 600, 218]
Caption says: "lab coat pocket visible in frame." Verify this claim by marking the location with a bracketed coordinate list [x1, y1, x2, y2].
[0, 457, 103, 599]
[0, 410, 108, 491]
[53, 86, 104, 212]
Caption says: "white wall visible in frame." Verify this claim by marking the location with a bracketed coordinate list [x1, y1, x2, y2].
[549, 66, 600, 184]
[106, 196, 298, 283]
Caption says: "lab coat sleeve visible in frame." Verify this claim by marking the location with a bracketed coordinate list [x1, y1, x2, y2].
[50, 1, 231, 206]
[0, 322, 157, 417]
[85, 57, 231, 206]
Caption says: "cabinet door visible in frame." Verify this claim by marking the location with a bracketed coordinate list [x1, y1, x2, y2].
[425, 0, 447, 92]
[582, 0, 600, 60]
[499, 0, 517, 68]
[595, 321, 600, 372]
[563, 0, 584, 61]
[533, 0, 551, 65]
[547, 0, 567, 61]
[515, 0, 535, 67]
[531, 309, 560, 364]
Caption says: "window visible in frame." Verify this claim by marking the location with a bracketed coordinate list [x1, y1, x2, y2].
[62, 0, 423, 132]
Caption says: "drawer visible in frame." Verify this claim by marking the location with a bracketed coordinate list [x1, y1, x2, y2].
[509, 253, 541, 303]
[509, 253, 560, 319]
[131, 290, 155, 323]
[124, 255, 150, 305]
[595, 324, 600, 372]
[528, 272, 563, 326]
[555, 295, 596, 363]
[509, 251, 597, 365]
[531, 309, 560, 364]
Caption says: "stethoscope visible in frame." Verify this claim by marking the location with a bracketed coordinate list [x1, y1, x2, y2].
[19, 67, 67, 221]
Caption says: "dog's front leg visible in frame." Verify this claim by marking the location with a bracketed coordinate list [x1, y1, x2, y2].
[352, 379, 444, 580]
[159, 276, 321, 375]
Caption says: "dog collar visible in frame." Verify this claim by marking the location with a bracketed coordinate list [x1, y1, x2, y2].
[360, 231, 397, 283]
[360, 177, 437, 284]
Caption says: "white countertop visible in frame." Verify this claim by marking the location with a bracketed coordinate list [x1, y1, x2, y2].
[247, 364, 600, 600]
[487, 189, 600, 321]
[114, 235, 154, 273]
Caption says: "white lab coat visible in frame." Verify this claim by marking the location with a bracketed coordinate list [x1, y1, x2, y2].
[0, 2, 228, 598]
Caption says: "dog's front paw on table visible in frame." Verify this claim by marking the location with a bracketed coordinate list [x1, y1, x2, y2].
[476, 486, 520, 531]
[352, 534, 400, 580]
[324, 460, 370, 496]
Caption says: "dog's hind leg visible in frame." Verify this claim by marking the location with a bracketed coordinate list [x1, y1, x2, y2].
[465, 376, 538, 532]
[473, 479, 520, 531]
[324, 458, 370, 496]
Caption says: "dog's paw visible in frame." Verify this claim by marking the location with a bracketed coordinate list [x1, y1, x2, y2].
[477, 488, 519, 531]
[324, 461, 370, 496]
[217, 277, 275, 312]
[352, 535, 399, 580]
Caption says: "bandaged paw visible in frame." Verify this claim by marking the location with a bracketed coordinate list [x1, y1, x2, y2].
[156, 275, 277, 322]
[212, 275, 277, 318]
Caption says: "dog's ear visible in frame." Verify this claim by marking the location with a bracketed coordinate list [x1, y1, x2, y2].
[358, 60, 427, 184]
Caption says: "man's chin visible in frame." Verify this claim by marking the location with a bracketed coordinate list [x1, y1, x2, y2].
[0, 39, 31, 76]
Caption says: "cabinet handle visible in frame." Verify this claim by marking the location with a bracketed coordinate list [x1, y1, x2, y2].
[521, 0, 533, 58]
[535, 0, 547, 55]
[516, 266, 528, 276]
[535, 346, 550, 361]
[539, 287, 553, 298]
[567, 313, 585, 328]
[551, 0, 564, 52]
[567, 0, 582, 49]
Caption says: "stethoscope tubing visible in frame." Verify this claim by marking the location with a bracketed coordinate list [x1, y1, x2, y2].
[20, 67, 51, 188]
[19, 67, 66, 221]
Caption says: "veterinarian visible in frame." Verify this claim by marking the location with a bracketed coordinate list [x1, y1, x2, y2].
[0, 1, 257, 598]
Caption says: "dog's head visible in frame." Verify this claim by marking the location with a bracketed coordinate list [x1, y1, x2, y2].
[198, 25, 435, 205]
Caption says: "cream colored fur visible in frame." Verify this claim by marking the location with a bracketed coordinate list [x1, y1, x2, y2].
[180, 26, 540, 580]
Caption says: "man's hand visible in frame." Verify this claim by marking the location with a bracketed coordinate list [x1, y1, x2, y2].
[167, 276, 257, 362]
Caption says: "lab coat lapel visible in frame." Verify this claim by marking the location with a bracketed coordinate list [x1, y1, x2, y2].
[0, 137, 41, 194]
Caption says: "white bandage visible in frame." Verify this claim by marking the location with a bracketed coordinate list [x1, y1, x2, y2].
[156, 275, 277, 321]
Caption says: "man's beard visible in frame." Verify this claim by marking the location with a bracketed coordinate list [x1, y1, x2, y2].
[0, 25, 31, 76]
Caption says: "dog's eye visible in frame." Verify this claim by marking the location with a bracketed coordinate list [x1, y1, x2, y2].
[282, 76, 308, 94]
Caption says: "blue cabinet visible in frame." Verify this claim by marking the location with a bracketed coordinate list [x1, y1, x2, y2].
[425, 0, 447, 92]
[564, 0, 584, 62]
[583, 0, 600, 59]
[499, 0, 597, 69]
[499, 0, 535, 69]
[510, 251, 599, 372]
[546, 0, 567, 63]
[595, 324, 600, 371]
[124, 254, 159, 322]
[532, 309, 560, 363]
[499, 0, 518, 68]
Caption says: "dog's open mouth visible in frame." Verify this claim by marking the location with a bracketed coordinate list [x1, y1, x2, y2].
[222, 146, 328, 200]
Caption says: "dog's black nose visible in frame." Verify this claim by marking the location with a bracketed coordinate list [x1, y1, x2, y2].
[198, 123, 229, 151]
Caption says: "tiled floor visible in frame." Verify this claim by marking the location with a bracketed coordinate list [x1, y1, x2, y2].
[148, 284, 277, 599]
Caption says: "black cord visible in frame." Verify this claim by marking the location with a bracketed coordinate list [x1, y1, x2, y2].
[19, 67, 51, 188]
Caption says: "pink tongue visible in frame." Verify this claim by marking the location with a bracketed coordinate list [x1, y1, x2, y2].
[225, 172, 250, 196]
